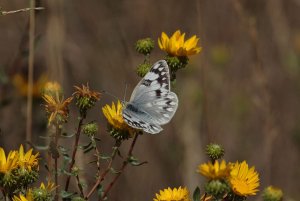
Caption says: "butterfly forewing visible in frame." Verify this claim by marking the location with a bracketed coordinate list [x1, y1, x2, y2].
[122, 60, 178, 134]
[129, 60, 170, 103]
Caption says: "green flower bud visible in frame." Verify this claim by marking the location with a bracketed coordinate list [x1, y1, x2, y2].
[136, 62, 151, 77]
[262, 186, 283, 201]
[0, 171, 18, 190]
[205, 180, 230, 199]
[165, 55, 189, 71]
[135, 38, 154, 55]
[32, 187, 52, 201]
[16, 167, 39, 187]
[108, 125, 132, 142]
[83, 123, 98, 138]
[72, 196, 86, 201]
[206, 143, 225, 161]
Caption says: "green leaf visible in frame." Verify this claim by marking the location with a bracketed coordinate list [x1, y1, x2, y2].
[97, 184, 104, 197]
[88, 160, 98, 164]
[60, 190, 76, 198]
[99, 154, 111, 160]
[110, 167, 121, 174]
[193, 187, 201, 201]
[83, 145, 94, 154]
[61, 132, 75, 138]
[79, 142, 92, 150]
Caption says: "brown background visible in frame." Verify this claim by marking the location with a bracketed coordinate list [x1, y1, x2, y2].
[0, 0, 299, 200]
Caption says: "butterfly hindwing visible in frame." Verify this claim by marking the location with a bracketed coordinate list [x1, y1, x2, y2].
[122, 60, 178, 134]
[122, 104, 163, 134]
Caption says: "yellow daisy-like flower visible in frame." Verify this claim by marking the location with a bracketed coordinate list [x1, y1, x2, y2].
[158, 30, 202, 57]
[197, 160, 231, 179]
[43, 93, 73, 125]
[43, 81, 62, 95]
[13, 190, 33, 201]
[102, 101, 130, 131]
[154, 187, 191, 201]
[0, 148, 18, 173]
[12, 73, 48, 97]
[229, 161, 260, 196]
[18, 145, 39, 171]
[40, 181, 56, 192]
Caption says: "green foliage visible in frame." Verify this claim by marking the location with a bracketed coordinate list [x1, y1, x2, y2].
[192, 186, 200, 201]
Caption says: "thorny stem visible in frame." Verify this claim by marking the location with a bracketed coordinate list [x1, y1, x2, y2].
[64, 116, 85, 191]
[54, 123, 62, 201]
[100, 133, 139, 201]
[93, 138, 101, 173]
[85, 141, 121, 199]
[0, 7, 44, 15]
[76, 175, 85, 197]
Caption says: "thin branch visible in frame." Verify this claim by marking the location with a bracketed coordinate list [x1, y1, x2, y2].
[76, 175, 85, 198]
[64, 117, 85, 191]
[100, 133, 139, 200]
[26, 0, 36, 149]
[1, 7, 44, 16]
[54, 123, 61, 201]
[85, 142, 121, 200]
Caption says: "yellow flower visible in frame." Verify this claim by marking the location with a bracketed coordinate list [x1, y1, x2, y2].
[158, 30, 202, 57]
[12, 73, 47, 97]
[0, 148, 18, 173]
[102, 101, 130, 131]
[13, 190, 33, 201]
[43, 81, 62, 95]
[229, 161, 260, 196]
[43, 93, 73, 125]
[18, 145, 39, 171]
[154, 187, 191, 201]
[40, 181, 56, 192]
[197, 160, 231, 179]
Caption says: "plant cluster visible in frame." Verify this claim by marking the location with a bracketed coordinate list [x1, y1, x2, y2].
[0, 30, 283, 201]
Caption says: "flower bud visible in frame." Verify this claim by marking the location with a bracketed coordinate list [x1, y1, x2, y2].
[135, 38, 154, 55]
[83, 123, 98, 138]
[262, 186, 283, 201]
[165, 56, 189, 72]
[205, 180, 230, 199]
[136, 62, 151, 77]
[206, 143, 225, 161]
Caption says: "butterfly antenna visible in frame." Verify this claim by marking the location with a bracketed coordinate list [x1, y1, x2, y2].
[123, 82, 128, 103]
[100, 90, 120, 101]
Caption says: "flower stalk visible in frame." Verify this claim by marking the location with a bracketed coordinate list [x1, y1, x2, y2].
[85, 141, 121, 199]
[100, 132, 139, 200]
[64, 116, 85, 192]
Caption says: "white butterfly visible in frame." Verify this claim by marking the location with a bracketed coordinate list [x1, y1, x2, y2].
[122, 60, 178, 134]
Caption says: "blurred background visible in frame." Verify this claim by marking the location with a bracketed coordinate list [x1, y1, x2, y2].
[0, 0, 300, 200]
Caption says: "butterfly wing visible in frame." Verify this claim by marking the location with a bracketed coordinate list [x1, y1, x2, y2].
[122, 104, 163, 134]
[122, 60, 178, 134]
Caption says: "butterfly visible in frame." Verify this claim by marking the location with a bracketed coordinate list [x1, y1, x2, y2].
[122, 60, 178, 134]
